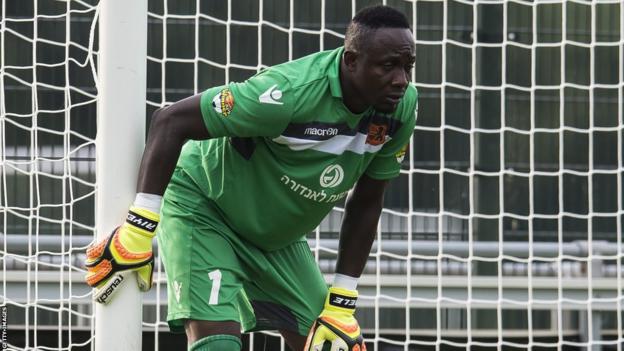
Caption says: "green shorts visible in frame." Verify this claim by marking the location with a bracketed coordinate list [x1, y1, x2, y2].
[157, 171, 328, 335]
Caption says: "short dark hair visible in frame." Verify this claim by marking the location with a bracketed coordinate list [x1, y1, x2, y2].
[345, 5, 411, 52]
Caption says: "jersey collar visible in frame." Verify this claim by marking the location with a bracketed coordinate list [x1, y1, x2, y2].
[327, 47, 344, 99]
[328, 47, 371, 128]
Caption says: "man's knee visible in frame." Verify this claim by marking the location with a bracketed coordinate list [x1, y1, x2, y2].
[185, 320, 241, 350]
[280, 329, 307, 351]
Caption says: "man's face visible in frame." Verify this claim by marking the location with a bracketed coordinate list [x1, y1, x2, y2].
[348, 27, 415, 113]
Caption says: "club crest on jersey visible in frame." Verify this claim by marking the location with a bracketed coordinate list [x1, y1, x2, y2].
[212, 88, 234, 117]
[366, 123, 388, 146]
[395, 143, 408, 163]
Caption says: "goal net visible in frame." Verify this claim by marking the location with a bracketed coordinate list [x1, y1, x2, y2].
[1, 0, 622, 350]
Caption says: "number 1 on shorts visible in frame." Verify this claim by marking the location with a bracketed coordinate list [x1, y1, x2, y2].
[208, 269, 221, 305]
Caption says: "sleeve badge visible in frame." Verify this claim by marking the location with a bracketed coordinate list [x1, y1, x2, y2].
[395, 143, 408, 163]
[212, 88, 235, 117]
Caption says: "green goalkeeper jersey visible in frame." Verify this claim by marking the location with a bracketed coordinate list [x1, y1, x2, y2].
[167, 47, 418, 251]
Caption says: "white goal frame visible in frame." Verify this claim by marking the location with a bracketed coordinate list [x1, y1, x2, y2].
[95, 1, 147, 350]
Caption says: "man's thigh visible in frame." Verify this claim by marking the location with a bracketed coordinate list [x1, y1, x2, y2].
[159, 189, 327, 337]
[238, 240, 328, 337]
[158, 197, 247, 333]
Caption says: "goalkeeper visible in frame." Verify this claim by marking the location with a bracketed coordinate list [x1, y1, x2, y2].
[85, 5, 417, 351]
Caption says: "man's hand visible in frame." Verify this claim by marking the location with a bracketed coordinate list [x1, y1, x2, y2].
[305, 287, 366, 351]
[85, 207, 159, 304]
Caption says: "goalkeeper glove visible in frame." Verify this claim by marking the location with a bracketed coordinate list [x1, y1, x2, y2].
[85, 207, 159, 305]
[305, 287, 366, 351]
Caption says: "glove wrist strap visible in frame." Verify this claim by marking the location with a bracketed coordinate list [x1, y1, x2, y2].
[125, 206, 160, 238]
[326, 286, 358, 314]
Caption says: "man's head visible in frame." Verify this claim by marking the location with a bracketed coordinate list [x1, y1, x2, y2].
[342, 6, 415, 114]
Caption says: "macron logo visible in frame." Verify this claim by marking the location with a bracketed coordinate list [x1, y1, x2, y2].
[259, 84, 283, 105]
[304, 127, 338, 137]
[174, 280, 182, 304]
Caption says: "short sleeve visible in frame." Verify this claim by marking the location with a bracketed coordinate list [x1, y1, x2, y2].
[365, 87, 418, 180]
[199, 69, 294, 138]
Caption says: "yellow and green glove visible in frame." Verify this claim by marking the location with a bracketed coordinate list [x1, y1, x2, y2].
[84, 207, 159, 304]
[305, 286, 367, 351]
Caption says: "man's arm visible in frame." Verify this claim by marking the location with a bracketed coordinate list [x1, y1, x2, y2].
[85, 94, 209, 302]
[136, 94, 209, 194]
[304, 175, 388, 350]
[336, 174, 389, 277]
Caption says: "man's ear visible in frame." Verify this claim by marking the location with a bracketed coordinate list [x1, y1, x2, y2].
[343, 50, 358, 73]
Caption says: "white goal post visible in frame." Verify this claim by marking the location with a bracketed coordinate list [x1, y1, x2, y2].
[1, 1, 623, 351]
[95, 0, 147, 350]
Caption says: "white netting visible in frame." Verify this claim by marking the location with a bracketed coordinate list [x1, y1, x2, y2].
[1, 0, 99, 350]
[1, 0, 623, 350]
